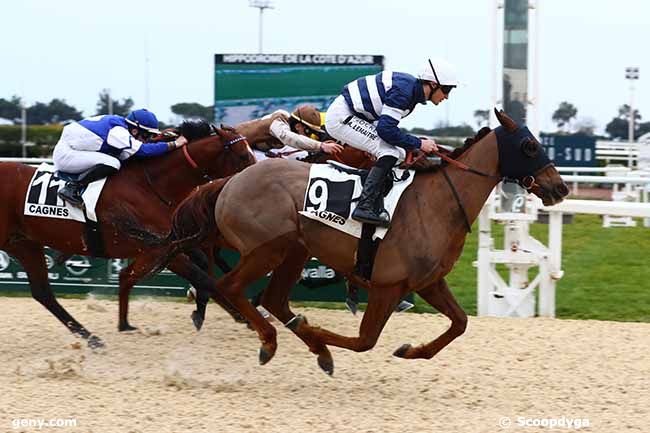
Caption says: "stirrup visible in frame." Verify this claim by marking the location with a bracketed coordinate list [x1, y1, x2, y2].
[352, 208, 390, 227]
[58, 189, 84, 209]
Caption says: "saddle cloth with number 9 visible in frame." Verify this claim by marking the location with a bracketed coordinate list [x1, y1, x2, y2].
[299, 163, 415, 239]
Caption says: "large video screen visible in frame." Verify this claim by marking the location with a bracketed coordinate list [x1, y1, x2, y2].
[214, 53, 384, 125]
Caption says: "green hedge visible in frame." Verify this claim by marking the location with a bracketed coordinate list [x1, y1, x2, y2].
[0, 125, 62, 157]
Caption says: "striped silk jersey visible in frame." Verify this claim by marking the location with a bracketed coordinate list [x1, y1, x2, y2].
[66, 115, 170, 160]
[340, 71, 427, 150]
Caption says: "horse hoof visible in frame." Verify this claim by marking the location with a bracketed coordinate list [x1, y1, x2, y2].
[317, 353, 334, 376]
[258, 346, 276, 365]
[88, 335, 105, 349]
[191, 311, 204, 331]
[118, 323, 138, 332]
[393, 343, 412, 358]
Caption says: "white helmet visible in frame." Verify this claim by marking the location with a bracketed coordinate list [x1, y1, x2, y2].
[418, 58, 459, 87]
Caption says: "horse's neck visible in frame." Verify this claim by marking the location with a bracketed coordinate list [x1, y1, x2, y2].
[135, 147, 207, 205]
[449, 132, 500, 224]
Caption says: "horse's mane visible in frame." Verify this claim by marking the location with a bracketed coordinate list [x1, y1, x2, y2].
[178, 120, 214, 142]
[447, 126, 492, 159]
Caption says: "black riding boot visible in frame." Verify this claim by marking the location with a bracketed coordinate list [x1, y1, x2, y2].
[58, 164, 118, 208]
[351, 155, 397, 227]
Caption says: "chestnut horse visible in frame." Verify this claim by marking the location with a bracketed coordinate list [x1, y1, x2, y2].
[134, 110, 569, 374]
[0, 122, 254, 347]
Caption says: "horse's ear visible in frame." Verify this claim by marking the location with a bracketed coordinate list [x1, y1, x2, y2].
[494, 108, 518, 132]
[220, 123, 236, 132]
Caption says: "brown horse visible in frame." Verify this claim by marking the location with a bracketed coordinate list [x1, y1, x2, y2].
[154, 110, 571, 371]
[136, 110, 569, 374]
[0, 122, 255, 347]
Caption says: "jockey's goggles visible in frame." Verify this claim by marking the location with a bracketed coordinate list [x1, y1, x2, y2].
[440, 85, 455, 95]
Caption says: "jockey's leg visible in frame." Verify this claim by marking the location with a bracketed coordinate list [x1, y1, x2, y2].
[58, 163, 118, 208]
[352, 155, 397, 226]
[324, 96, 404, 227]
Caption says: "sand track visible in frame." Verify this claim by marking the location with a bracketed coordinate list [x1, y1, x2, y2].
[0, 297, 648, 433]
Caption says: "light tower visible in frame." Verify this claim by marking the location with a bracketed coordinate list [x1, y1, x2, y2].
[249, 0, 274, 53]
[625, 66, 639, 146]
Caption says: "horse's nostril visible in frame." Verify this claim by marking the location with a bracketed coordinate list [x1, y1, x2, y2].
[556, 182, 570, 197]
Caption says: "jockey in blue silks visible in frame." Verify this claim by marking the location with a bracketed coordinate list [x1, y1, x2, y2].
[53, 109, 187, 208]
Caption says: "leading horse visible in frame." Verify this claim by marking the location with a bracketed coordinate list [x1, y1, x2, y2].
[142, 110, 569, 374]
[0, 122, 254, 347]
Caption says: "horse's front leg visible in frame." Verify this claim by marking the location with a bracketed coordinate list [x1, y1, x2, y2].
[293, 288, 401, 357]
[393, 278, 467, 360]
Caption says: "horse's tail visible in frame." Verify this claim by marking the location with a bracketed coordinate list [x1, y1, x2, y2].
[145, 176, 233, 276]
[118, 176, 232, 278]
[171, 176, 231, 248]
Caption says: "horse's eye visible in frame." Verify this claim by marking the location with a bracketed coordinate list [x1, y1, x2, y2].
[521, 138, 539, 158]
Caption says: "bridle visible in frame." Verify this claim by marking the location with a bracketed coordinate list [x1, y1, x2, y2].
[404, 138, 549, 233]
[145, 129, 251, 207]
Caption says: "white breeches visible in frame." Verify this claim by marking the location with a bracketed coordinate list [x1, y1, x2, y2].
[53, 140, 121, 173]
[325, 95, 406, 161]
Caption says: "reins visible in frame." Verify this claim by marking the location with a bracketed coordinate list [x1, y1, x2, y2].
[404, 148, 501, 234]
[145, 131, 248, 207]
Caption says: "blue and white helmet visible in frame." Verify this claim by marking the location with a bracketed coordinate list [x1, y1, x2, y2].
[126, 109, 161, 134]
[418, 58, 459, 87]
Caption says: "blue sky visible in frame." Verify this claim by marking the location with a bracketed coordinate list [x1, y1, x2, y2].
[1, 0, 647, 134]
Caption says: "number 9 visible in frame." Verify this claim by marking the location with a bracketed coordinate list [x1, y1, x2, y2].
[308, 180, 329, 212]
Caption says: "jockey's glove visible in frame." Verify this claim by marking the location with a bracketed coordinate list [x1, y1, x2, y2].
[167, 136, 189, 150]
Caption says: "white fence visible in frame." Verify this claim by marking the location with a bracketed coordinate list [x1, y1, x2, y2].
[596, 140, 639, 167]
[476, 185, 650, 319]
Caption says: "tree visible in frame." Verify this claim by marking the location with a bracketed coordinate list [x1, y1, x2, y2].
[25, 99, 83, 124]
[605, 104, 642, 139]
[473, 109, 489, 128]
[636, 122, 650, 137]
[0, 96, 22, 120]
[552, 101, 578, 131]
[95, 89, 133, 117]
[47, 98, 83, 123]
[171, 102, 213, 121]
[617, 104, 641, 122]
[605, 118, 630, 139]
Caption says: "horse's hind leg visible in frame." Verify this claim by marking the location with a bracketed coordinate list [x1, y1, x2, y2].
[212, 235, 301, 365]
[393, 278, 467, 360]
[257, 244, 335, 374]
[116, 252, 243, 332]
[4, 239, 103, 348]
[167, 252, 245, 329]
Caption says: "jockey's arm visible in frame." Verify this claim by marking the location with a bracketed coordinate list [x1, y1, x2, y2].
[106, 126, 183, 160]
[269, 118, 322, 152]
[376, 88, 422, 151]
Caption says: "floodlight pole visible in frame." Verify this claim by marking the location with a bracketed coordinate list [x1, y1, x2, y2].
[625, 68, 639, 142]
[625, 67, 639, 167]
[20, 102, 27, 158]
[249, 0, 274, 53]
[490, 0, 504, 128]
